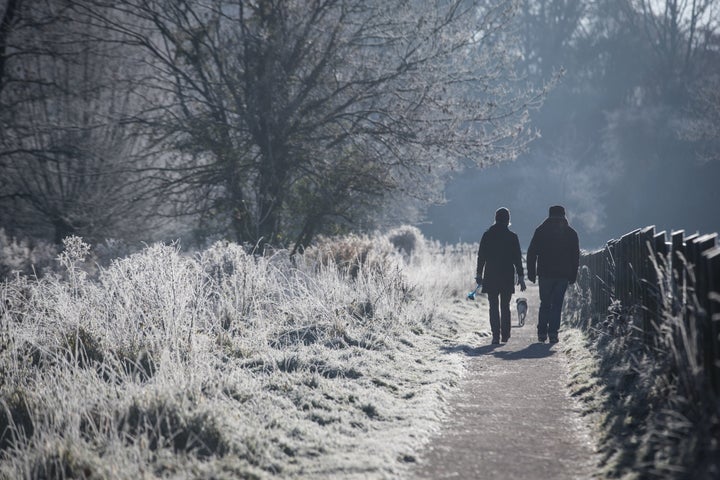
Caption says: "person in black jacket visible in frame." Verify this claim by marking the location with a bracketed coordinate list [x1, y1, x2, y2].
[476, 207, 526, 344]
[526, 205, 580, 343]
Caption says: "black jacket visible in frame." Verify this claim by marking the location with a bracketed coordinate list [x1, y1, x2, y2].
[476, 223, 524, 294]
[526, 217, 580, 283]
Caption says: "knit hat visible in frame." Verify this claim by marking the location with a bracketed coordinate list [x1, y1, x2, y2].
[549, 205, 566, 218]
[495, 207, 510, 225]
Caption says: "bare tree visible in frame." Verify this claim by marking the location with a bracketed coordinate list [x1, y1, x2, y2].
[0, 0, 21, 93]
[518, 0, 587, 79]
[73, 0, 540, 250]
[631, 0, 719, 102]
[0, 0, 158, 244]
[682, 73, 720, 162]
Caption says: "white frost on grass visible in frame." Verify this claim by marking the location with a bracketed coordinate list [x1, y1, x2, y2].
[0, 231, 484, 479]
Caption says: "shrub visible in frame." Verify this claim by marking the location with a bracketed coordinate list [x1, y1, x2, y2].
[93, 238, 139, 268]
[199, 240, 249, 281]
[62, 326, 105, 369]
[0, 229, 57, 280]
[28, 438, 101, 480]
[119, 395, 229, 459]
[56, 236, 94, 286]
[108, 344, 157, 383]
[0, 388, 34, 451]
[303, 233, 397, 279]
[387, 225, 426, 259]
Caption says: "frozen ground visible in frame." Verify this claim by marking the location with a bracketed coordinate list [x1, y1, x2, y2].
[411, 285, 599, 480]
[0, 234, 486, 478]
[0, 235, 602, 479]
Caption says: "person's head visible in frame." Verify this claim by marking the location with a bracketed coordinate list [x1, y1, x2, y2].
[495, 207, 510, 226]
[548, 205, 566, 218]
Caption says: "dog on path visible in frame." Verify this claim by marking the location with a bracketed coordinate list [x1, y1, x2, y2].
[516, 297, 527, 327]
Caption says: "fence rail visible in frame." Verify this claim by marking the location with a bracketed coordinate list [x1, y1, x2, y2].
[579, 226, 720, 391]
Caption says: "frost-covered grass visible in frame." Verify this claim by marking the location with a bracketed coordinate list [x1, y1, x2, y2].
[562, 264, 720, 480]
[0, 228, 475, 479]
[0, 229, 57, 280]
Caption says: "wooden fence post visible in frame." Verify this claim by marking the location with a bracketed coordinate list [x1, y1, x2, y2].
[580, 241, 616, 322]
[583, 249, 604, 321]
[654, 231, 669, 261]
[703, 246, 720, 393]
[671, 231, 686, 314]
[639, 226, 656, 342]
[615, 229, 640, 311]
[688, 235, 717, 392]
[684, 233, 701, 285]
[616, 232, 627, 308]
[692, 234, 717, 313]
[653, 229, 669, 314]
[605, 240, 617, 316]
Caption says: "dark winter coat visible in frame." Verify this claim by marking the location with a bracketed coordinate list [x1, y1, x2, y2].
[526, 217, 580, 283]
[476, 223, 524, 294]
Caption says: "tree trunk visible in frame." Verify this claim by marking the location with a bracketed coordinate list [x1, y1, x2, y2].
[53, 217, 75, 245]
[0, 0, 20, 94]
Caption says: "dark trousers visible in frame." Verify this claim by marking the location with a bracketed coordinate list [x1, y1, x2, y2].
[538, 277, 569, 339]
[487, 290, 512, 340]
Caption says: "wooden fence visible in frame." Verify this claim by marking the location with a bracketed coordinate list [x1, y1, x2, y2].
[579, 226, 720, 391]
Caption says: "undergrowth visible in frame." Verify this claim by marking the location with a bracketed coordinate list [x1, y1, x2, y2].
[0, 227, 470, 479]
[562, 262, 720, 480]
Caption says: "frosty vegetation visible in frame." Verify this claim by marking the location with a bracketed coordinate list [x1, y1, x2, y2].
[0, 0, 540, 251]
[0, 226, 478, 479]
[562, 258, 720, 479]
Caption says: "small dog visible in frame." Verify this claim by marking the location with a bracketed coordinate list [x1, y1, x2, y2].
[516, 297, 528, 327]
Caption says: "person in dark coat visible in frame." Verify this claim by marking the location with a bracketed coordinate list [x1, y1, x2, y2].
[476, 207, 526, 344]
[526, 205, 580, 343]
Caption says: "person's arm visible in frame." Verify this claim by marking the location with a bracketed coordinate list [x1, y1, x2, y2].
[513, 234, 524, 279]
[476, 233, 487, 284]
[526, 231, 538, 283]
[513, 234, 526, 291]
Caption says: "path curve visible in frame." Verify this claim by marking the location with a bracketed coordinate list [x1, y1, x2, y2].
[411, 285, 598, 479]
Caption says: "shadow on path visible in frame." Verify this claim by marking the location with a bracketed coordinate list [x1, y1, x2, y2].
[492, 343, 555, 360]
[441, 342, 555, 359]
[440, 343, 498, 356]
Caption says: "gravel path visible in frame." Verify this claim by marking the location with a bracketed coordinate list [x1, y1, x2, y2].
[411, 285, 599, 479]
